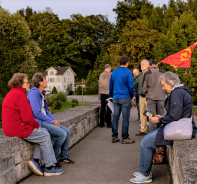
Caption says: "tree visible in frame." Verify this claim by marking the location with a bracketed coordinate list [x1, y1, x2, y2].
[148, 8, 163, 32]
[108, 18, 159, 70]
[153, 13, 197, 103]
[113, 0, 154, 36]
[52, 86, 58, 94]
[66, 84, 71, 91]
[85, 70, 99, 95]
[0, 9, 41, 97]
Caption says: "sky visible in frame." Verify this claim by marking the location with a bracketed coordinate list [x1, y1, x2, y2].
[1, 0, 179, 23]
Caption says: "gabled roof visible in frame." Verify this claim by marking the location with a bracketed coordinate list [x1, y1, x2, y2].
[43, 66, 77, 76]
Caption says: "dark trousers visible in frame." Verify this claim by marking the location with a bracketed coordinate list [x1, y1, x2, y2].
[135, 94, 140, 119]
[100, 94, 111, 127]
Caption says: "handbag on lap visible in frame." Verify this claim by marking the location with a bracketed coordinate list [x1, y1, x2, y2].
[164, 116, 193, 140]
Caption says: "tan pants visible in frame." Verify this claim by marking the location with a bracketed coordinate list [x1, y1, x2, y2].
[139, 96, 148, 133]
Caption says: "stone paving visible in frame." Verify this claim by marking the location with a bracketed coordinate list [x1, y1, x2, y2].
[20, 107, 170, 184]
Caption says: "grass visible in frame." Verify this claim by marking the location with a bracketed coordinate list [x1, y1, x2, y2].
[193, 107, 197, 117]
[51, 100, 92, 114]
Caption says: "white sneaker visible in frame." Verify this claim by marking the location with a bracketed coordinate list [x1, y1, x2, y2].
[133, 172, 152, 178]
[130, 173, 152, 183]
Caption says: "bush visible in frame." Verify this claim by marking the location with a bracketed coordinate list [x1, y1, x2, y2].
[67, 84, 71, 91]
[46, 92, 66, 110]
[52, 87, 58, 94]
[57, 92, 67, 102]
[86, 82, 98, 95]
[76, 86, 83, 95]
[72, 99, 78, 108]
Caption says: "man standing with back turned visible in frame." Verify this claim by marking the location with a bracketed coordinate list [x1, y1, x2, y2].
[142, 59, 166, 132]
[109, 55, 135, 144]
[99, 64, 112, 128]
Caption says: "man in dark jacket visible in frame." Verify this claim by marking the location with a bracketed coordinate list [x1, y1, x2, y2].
[142, 59, 165, 132]
[130, 72, 197, 183]
[135, 59, 149, 136]
[133, 69, 140, 122]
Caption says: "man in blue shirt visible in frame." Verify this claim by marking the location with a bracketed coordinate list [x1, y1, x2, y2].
[109, 55, 135, 144]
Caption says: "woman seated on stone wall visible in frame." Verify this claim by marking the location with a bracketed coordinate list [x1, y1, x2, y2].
[2, 73, 64, 177]
[130, 72, 197, 183]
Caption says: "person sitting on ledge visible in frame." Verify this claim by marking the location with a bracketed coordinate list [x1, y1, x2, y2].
[27, 73, 75, 165]
[2, 73, 64, 177]
[130, 72, 197, 183]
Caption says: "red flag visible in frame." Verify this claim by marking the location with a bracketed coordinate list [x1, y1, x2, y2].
[160, 43, 197, 68]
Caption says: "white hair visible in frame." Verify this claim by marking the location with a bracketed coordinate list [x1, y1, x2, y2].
[159, 72, 180, 87]
[141, 59, 149, 65]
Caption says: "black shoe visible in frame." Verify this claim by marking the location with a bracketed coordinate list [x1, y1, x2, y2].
[100, 125, 104, 128]
[54, 162, 62, 168]
[59, 156, 75, 164]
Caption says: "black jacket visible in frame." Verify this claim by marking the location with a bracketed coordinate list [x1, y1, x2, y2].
[155, 85, 197, 146]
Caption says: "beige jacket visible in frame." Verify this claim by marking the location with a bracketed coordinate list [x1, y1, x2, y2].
[99, 71, 111, 95]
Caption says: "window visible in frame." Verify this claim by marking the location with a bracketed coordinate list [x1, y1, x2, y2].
[64, 85, 66, 90]
[67, 71, 70, 76]
[64, 78, 66, 82]
[56, 78, 61, 82]
[50, 71, 54, 75]
[49, 78, 55, 82]
[57, 85, 60, 90]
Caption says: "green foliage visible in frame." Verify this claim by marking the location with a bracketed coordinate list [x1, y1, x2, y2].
[0, 8, 41, 97]
[66, 85, 71, 91]
[109, 18, 159, 70]
[46, 92, 66, 110]
[153, 13, 197, 104]
[52, 87, 58, 94]
[76, 86, 83, 95]
[72, 99, 78, 108]
[85, 70, 98, 95]
[56, 92, 67, 102]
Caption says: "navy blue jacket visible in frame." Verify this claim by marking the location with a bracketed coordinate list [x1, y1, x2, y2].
[155, 85, 197, 146]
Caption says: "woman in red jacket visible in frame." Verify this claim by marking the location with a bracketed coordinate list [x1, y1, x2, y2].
[2, 73, 63, 177]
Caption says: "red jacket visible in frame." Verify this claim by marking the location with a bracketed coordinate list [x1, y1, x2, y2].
[2, 86, 39, 138]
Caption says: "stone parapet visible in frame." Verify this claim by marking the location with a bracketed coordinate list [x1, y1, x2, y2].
[168, 116, 197, 184]
[0, 101, 100, 184]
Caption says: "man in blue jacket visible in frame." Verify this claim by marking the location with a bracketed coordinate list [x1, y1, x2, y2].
[109, 55, 135, 144]
[27, 73, 75, 167]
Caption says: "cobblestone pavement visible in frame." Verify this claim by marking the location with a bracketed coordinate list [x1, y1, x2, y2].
[20, 107, 171, 184]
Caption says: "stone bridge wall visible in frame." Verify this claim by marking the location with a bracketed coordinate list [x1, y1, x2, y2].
[0, 101, 100, 184]
[168, 116, 197, 184]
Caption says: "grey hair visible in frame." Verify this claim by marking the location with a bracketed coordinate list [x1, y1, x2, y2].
[133, 68, 139, 72]
[159, 72, 180, 87]
[141, 59, 149, 65]
[105, 64, 111, 69]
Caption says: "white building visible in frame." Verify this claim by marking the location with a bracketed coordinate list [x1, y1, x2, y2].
[44, 66, 77, 92]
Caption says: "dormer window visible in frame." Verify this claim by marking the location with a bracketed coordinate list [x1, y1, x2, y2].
[50, 71, 54, 75]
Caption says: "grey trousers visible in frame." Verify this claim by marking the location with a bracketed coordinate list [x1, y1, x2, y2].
[23, 128, 57, 167]
[147, 98, 165, 133]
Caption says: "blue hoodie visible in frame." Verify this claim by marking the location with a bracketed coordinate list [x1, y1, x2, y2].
[27, 87, 56, 127]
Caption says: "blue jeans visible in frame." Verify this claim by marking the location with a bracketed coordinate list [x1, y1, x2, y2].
[42, 121, 70, 159]
[112, 98, 131, 140]
[140, 129, 160, 175]
[24, 128, 57, 167]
